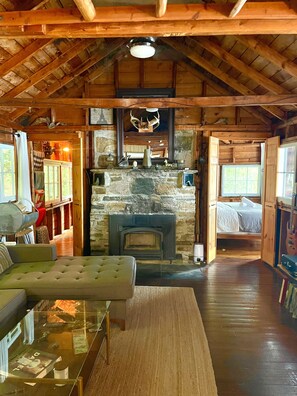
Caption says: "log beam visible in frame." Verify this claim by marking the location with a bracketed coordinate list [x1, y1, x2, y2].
[1, 95, 297, 109]
[156, 0, 168, 18]
[73, 0, 96, 22]
[162, 37, 285, 120]
[229, 0, 247, 18]
[0, 4, 297, 37]
[236, 35, 297, 81]
[0, 3, 297, 26]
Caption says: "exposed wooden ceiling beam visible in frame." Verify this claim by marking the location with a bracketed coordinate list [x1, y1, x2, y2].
[0, 3, 296, 26]
[3, 39, 93, 101]
[162, 37, 285, 119]
[1, 20, 297, 38]
[73, 0, 96, 22]
[10, 39, 127, 121]
[229, 0, 248, 18]
[195, 37, 288, 95]
[156, 0, 168, 18]
[27, 132, 80, 141]
[236, 35, 297, 81]
[0, 4, 296, 37]
[23, 124, 272, 134]
[0, 38, 52, 78]
[274, 115, 297, 129]
[1, 95, 297, 109]
[31, 0, 51, 10]
[211, 132, 271, 140]
[178, 59, 271, 125]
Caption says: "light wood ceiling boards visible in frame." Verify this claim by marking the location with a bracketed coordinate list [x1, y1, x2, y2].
[0, 1, 296, 132]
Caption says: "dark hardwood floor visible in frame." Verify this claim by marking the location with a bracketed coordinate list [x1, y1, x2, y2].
[54, 231, 297, 396]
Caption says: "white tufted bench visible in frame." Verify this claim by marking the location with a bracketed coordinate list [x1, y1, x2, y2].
[0, 244, 136, 330]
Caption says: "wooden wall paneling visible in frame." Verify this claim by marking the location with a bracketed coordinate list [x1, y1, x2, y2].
[0, 132, 14, 143]
[204, 107, 236, 125]
[118, 59, 140, 88]
[144, 60, 172, 87]
[219, 144, 261, 164]
[55, 107, 85, 125]
[175, 108, 201, 124]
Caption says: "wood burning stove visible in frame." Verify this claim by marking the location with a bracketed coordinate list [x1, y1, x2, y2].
[109, 214, 176, 260]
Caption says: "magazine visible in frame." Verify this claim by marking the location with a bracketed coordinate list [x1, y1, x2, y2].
[8, 347, 61, 386]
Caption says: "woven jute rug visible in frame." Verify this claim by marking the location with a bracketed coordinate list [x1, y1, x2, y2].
[85, 286, 217, 396]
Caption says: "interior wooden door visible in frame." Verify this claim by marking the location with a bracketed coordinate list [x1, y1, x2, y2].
[206, 136, 219, 263]
[261, 136, 280, 266]
[72, 136, 85, 256]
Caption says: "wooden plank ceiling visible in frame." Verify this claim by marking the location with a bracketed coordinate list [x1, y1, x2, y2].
[0, 0, 296, 134]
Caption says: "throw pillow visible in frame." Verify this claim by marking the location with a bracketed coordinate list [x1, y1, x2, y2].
[0, 243, 14, 273]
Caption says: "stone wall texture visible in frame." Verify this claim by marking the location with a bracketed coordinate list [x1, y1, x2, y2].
[90, 169, 196, 262]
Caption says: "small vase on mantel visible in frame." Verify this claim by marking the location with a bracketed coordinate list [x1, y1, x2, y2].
[142, 148, 152, 169]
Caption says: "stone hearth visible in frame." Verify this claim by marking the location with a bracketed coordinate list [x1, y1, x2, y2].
[89, 169, 196, 262]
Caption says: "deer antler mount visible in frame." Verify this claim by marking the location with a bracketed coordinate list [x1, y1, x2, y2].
[130, 110, 160, 133]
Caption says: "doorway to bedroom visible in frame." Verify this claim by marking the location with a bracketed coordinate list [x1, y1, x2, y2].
[214, 139, 265, 260]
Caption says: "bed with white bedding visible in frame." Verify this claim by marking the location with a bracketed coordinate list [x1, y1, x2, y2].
[217, 198, 262, 239]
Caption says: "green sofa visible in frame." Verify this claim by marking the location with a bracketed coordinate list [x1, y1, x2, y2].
[0, 243, 136, 331]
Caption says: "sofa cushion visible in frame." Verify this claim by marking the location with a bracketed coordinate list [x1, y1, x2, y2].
[0, 243, 14, 273]
[0, 289, 27, 324]
[0, 255, 136, 301]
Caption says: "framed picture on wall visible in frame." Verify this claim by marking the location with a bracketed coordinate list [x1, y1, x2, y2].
[89, 108, 114, 125]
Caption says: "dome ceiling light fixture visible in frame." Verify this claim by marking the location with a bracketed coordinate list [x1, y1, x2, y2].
[128, 37, 156, 59]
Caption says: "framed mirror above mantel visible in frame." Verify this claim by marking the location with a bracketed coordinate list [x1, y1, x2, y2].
[116, 88, 175, 164]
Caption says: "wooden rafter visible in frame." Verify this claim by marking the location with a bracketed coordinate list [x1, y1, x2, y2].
[10, 39, 127, 121]
[0, 3, 296, 38]
[178, 59, 271, 125]
[275, 115, 297, 129]
[195, 37, 288, 95]
[73, 0, 96, 22]
[236, 35, 297, 81]
[0, 3, 296, 26]
[161, 37, 285, 120]
[229, 0, 248, 18]
[156, 0, 168, 18]
[1, 95, 297, 109]
[3, 39, 93, 101]
[0, 38, 52, 77]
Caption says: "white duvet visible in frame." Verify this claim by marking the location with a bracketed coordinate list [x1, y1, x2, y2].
[217, 201, 262, 233]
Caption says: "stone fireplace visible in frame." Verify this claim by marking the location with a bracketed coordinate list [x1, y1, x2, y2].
[109, 214, 176, 260]
[89, 168, 196, 262]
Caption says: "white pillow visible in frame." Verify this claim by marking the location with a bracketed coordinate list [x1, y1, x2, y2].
[241, 197, 256, 208]
[0, 243, 14, 273]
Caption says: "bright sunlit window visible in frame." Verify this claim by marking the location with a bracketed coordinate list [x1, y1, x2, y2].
[44, 160, 72, 205]
[221, 164, 261, 197]
[0, 143, 16, 202]
[277, 143, 297, 203]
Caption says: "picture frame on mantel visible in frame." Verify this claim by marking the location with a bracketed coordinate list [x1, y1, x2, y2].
[89, 108, 114, 125]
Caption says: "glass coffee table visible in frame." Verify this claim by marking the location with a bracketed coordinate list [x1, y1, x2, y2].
[0, 299, 111, 396]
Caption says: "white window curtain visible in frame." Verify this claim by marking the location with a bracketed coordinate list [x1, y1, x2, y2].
[15, 131, 35, 243]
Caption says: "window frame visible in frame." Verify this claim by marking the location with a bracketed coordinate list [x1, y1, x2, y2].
[44, 159, 72, 206]
[276, 141, 297, 205]
[221, 164, 261, 197]
[0, 143, 16, 203]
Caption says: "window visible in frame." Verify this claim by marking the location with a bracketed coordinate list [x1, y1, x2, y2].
[61, 163, 72, 200]
[44, 160, 72, 204]
[277, 143, 297, 203]
[221, 164, 261, 197]
[0, 143, 16, 202]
